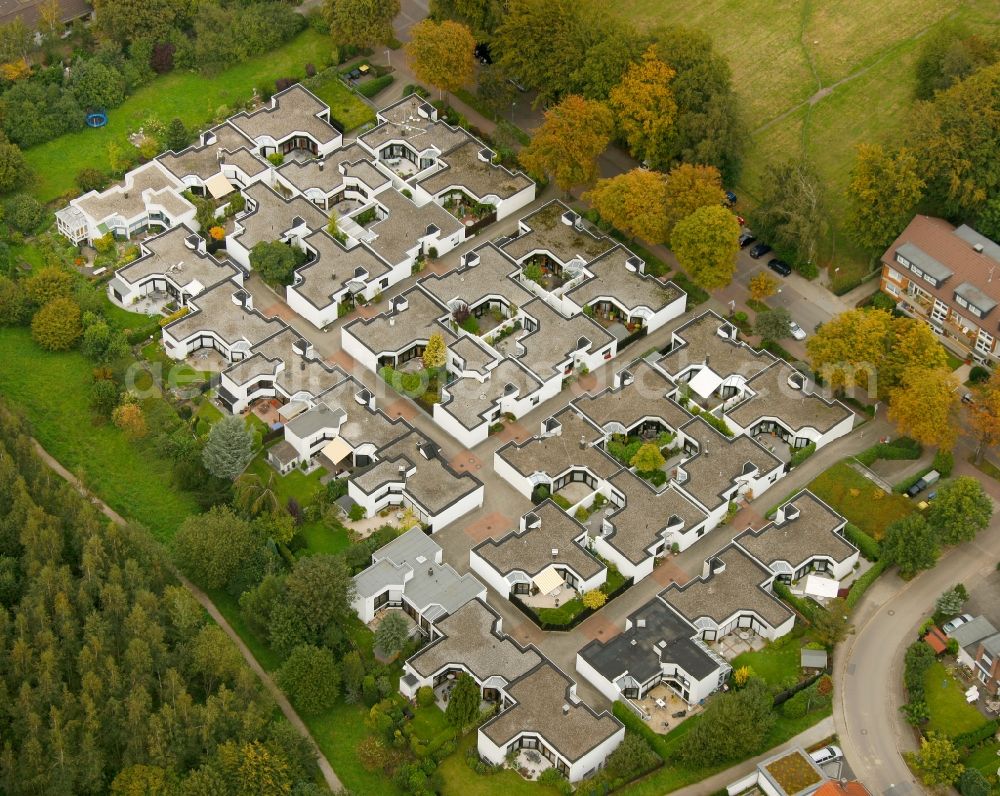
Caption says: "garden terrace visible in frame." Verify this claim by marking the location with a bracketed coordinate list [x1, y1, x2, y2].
[158, 122, 265, 183]
[438, 359, 542, 430]
[514, 298, 615, 379]
[497, 408, 618, 482]
[735, 490, 858, 579]
[359, 94, 469, 157]
[420, 243, 532, 311]
[661, 544, 793, 633]
[229, 84, 341, 152]
[501, 200, 614, 267]
[676, 417, 782, 512]
[479, 663, 624, 773]
[657, 310, 775, 383]
[472, 502, 605, 586]
[406, 599, 542, 686]
[233, 182, 327, 250]
[574, 360, 693, 436]
[568, 246, 683, 316]
[418, 139, 533, 203]
[604, 472, 708, 567]
[364, 187, 464, 266]
[347, 287, 456, 360]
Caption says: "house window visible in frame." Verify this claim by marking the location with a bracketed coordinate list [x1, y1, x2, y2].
[886, 268, 902, 282]
[896, 254, 911, 268]
[884, 282, 899, 297]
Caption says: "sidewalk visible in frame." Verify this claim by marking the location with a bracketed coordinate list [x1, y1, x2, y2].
[667, 716, 836, 796]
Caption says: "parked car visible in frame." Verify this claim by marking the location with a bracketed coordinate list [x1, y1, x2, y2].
[943, 614, 974, 634]
[962, 392, 975, 404]
[810, 746, 843, 765]
[738, 231, 756, 248]
[906, 469, 941, 498]
[474, 43, 493, 64]
[749, 243, 771, 259]
[789, 320, 807, 341]
[724, 190, 738, 206]
[767, 258, 791, 276]
[736, 215, 746, 226]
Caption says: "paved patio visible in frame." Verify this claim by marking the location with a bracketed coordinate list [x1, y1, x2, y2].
[710, 630, 768, 660]
[632, 683, 702, 733]
[514, 749, 553, 780]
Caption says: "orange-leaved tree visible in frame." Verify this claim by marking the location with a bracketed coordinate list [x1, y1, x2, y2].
[584, 169, 670, 244]
[887, 366, 959, 450]
[520, 95, 613, 196]
[608, 46, 677, 169]
[405, 19, 476, 102]
[662, 163, 725, 241]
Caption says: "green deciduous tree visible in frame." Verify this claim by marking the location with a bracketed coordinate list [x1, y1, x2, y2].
[282, 554, 356, 646]
[754, 308, 792, 341]
[520, 94, 613, 194]
[6, 192, 45, 233]
[31, 297, 83, 351]
[914, 24, 999, 100]
[92, 0, 187, 47]
[374, 611, 409, 655]
[678, 678, 774, 765]
[323, 0, 399, 48]
[906, 732, 964, 786]
[202, 415, 254, 480]
[249, 241, 303, 287]
[752, 161, 826, 271]
[583, 169, 670, 244]
[928, 477, 992, 546]
[608, 46, 676, 169]
[276, 645, 341, 715]
[846, 144, 925, 252]
[0, 132, 27, 192]
[24, 266, 74, 305]
[445, 673, 481, 728]
[405, 19, 476, 101]
[173, 505, 264, 590]
[630, 442, 665, 474]
[670, 204, 740, 289]
[957, 768, 992, 796]
[69, 59, 127, 110]
[882, 514, 939, 578]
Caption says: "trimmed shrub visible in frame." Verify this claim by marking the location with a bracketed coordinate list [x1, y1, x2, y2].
[952, 719, 999, 750]
[844, 523, 881, 561]
[416, 686, 435, 707]
[358, 75, 394, 98]
[932, 450, 954, 477]
[845, 560, 887, 609]
[969, 366, 990, 385]
[789, 442, 816, 468]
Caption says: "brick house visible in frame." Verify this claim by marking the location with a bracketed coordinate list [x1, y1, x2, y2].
[973, 633, 1000, 695]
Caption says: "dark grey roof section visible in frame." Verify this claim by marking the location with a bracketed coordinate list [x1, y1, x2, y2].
[949, 616, 997, 647]
[954, 224, 1000, 265]
[896, 241, 954, 282]
[955, 281, 997, 316]
[981, 633, 1000, 658]
[579, 596, 720, 685]
[800, 648, 828, 669]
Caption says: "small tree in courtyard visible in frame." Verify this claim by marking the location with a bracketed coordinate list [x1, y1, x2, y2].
[374, 611, 409, 656]
[582, 590, 607, 610]
[749, 272, 778, 302]
[630, 442, 665, 474]
[445, 673, 480, 728]
[422, 332, 447, 370]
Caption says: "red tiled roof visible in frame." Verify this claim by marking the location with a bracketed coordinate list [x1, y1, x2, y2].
[924, 626, 948, 654]
[881, 215, 1000, 332]
[815, 780, 871, 796]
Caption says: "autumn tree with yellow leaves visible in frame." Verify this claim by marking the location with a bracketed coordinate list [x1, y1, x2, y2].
[405, 19, 476, 102]
[662, 163, 725, 241]
[887, 366, 959, 450]
[748, 272, 779, 302]
[608, 46, 677, 169]
[846, 143, 925, 252]
[584, 169, 670, 244]
[969, 371, 1000, 462]
[520, 95, 613, 195]
[670, 205, 741, 289]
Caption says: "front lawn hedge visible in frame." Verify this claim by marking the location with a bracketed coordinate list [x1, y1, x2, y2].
[358, 74, 394, 98]
[845, 560, 887, 610]
[789, 442, 816, 469]
[843, 522, 881, 561]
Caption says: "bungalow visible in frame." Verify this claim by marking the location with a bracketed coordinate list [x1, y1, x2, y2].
[228, 84, 343, 160]
[157, 121, 270, 197]
[351, 526, 485, 630]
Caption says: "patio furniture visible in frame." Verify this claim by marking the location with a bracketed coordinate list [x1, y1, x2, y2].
[655, 698, 666, 709]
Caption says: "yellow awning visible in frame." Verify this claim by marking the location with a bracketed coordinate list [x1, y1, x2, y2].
[205, 172, 235, 199]
[321, 436, 353, 466]
[532, 565, 564, 595]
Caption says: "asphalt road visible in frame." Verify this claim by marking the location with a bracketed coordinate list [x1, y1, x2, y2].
[835, 443, 1000, 795]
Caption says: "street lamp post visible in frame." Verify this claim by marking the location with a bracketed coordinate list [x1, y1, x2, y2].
[386, 49, 391, 69]
[511, 101, 516, 124]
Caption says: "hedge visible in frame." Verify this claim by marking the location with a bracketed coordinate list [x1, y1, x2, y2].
[952, 719, 999, 750]
[854, 437, 922, 466]
[893, 468, 933, 494]
[845, 560, 887, 610]
[789, 442, 816, 468]
[358, 74, 394, 98]
[843, 523, 881, 561]
[773, 581, 823, 623]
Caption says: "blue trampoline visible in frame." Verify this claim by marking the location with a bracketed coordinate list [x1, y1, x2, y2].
[86, 110, 108, 128]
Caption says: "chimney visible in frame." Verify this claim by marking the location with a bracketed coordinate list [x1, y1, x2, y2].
[551, 548, 558, 557]
[974, 243, 984, 254]
[579, 435, 586, 450]
[318, 160, 324, 171]
[562, 704, 570, 716]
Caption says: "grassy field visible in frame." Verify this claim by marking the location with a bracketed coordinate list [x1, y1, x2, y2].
[732, 632, 804, 686]
[306, 70, 378, 131]
[924, 661, 991, 738]
[0, 327, 199, 539]
[612, 0, 1000, 289]
[963, 739, 1000, 779]
[808, 461, 913, 539]
[23, 29, 340, 203]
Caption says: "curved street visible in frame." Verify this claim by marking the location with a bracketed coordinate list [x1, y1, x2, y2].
[834, 439, 1000, 795]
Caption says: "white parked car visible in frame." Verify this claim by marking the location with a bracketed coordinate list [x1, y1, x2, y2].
[789, 320, 807, 341]
[810, 745, 843, 765]
[943, 614, 974, 634]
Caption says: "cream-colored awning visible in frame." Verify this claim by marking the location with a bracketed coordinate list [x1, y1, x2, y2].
[532, 565, 564, 596]
[321, 436, 353, 466]
[803, 574, 839, 599]
[205, 172, 235, 199]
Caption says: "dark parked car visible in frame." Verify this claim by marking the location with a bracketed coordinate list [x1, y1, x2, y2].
[474, 43, 492, 64]
[724, 190, 738, 206]
[738, 231, 756, 248]
[767, 258, 791, 276]
[749, 243, 771, 259]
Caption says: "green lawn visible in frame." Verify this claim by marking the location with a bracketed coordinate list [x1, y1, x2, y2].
[101, 295, 158, 333]
[963, 739, 1000, 780]
[305, 70, 377, 131]
[245, 450, 326, 506]
[924, 661, 991, 738]
[0, 327, 199, 540]
[440, 734, 563, 796]
[808, 461, 914, 540]
[732, 634, 804, 686]
[298, 519, 351, 555]
[611, 0, 1000, 289]
[23, 29, 337, 203]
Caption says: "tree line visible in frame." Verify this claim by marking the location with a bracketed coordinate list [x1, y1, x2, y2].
[0, 402, 325, 794]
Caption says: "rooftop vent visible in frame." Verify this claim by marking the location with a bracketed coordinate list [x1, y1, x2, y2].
[562, 704, 570, 715]
[503, 382, 518, 395]
[630, 638, 638, 645]
[551, 548, 559, 557]
[318, 160, 324, 171]
[524, 512, 540, 528]
[427, 567, 434, 576]
[974, 243, 985, 253]
[784, 504, 800, 522]
[477, 147, 495, 163]
[618, 369, 633, 387]
[625, 255, 643, 272]
[415, 555, 427, 564]
[291, 215, 305, 227]
[787, 372, 805, 391]
[463, 251, 480, 267]
[184, 234, 200, 250]
[636, 619, 646, 628]
[560, 210, 578, 227]
[579, 435, 587, 450]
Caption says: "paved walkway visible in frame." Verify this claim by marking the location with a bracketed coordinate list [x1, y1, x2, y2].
[29, 440, 345, 793]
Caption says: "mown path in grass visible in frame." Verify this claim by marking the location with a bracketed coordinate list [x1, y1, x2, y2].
[23, 29, 336, 203]
[0, 327, 198, 540]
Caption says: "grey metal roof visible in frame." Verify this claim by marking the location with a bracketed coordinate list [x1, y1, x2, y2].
[955, 281, 997, 315]
[896, 242, 954, 282]
[949, 616, 997, 646]
[800, 648, 828, 669]
[372, 525, 439, 567]
[981, 632, 1000, 657]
